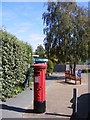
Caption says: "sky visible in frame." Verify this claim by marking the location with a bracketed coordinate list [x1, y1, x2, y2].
[1, 1, 89, 52]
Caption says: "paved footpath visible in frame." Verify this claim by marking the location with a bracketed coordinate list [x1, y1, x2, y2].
[23, 73, 88, 119]
[0, 74, 54, 119]
[0, 73, 89, 119]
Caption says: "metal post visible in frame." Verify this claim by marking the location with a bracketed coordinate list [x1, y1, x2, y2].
[73, 88, 78, 115]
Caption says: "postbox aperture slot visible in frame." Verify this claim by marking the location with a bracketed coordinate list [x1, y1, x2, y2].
[34, 71, 40, 75]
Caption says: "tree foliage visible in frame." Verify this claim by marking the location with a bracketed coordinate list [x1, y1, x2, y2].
[35, 45, 46, 58]
[0, 28, 33, 101]
[42, 1, 89, 64]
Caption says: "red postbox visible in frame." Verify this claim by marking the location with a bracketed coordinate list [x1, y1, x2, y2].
[32, 63, 47, 113]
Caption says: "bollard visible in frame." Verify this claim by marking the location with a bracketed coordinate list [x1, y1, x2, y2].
[73, 88, 78, 115]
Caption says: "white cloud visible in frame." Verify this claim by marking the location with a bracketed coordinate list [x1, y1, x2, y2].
[28, 33, 45, 52]
[11, 32, 45, 52]
[29, 33, 44, 42]
[17, 27, 28, 33]
[15, 22, 32, 33]
[2, 10, 16, 21]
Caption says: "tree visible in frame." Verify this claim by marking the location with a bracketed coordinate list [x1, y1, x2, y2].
[42, 1, 89, 65]
[35, 45, 46, 58]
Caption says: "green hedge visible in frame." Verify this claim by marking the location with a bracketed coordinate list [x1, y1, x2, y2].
[0, 29, 33, 101]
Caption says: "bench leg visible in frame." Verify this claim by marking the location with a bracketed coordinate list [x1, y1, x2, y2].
[75, 79, 77, 85]
[80, 78, 81, 84]
[65, 78, 67, 83]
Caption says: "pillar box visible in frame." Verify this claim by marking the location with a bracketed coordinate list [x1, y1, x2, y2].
[32, 63, 47, 113]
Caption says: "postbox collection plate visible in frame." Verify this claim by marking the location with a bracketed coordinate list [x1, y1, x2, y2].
[35, 76, 38, 83]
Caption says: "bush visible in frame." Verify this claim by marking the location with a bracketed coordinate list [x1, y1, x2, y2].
[0, 29, 33, 101]
[46, 59, 54, 76]
[13, 86, 23, 95]
[82, 68, 88, 73]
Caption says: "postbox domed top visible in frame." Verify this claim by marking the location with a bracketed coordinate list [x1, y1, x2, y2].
[32, 63, 47, 69]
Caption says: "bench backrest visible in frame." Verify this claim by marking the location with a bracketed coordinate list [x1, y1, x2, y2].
[65, 70, 70, 74]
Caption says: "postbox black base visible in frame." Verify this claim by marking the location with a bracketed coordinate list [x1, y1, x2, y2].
[34, 100, 46, 113]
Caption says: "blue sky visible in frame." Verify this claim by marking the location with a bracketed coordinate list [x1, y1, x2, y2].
[1, 2, 88, 52]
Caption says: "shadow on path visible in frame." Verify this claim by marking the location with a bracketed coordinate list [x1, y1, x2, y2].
[0, 104, 34, 113]
[57, 80, 75, 85]
[45, 112, 71, 117]
[69, 93, 90, 120]
[46, 75, 65, 81]
[46, 74, 76, 85]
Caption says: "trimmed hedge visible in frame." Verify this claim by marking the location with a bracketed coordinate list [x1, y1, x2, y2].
[0, 29, 33, 101]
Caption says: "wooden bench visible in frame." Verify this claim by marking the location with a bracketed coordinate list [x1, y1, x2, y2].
[65, 70, 81, 85]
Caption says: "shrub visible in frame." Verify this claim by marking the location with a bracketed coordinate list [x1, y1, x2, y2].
[46, 59, 54, 76]
[13, 86, 23, 95]
[0, 29, 33, 101]
[82, 68, 88, 73]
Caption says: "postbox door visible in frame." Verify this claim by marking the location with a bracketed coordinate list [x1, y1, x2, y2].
[34, 71, 42, 102]
[41, 69, 45, 101]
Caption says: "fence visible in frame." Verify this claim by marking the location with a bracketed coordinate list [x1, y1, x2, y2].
[53, 64, 66, 72]
[53, 64, 89, 72]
